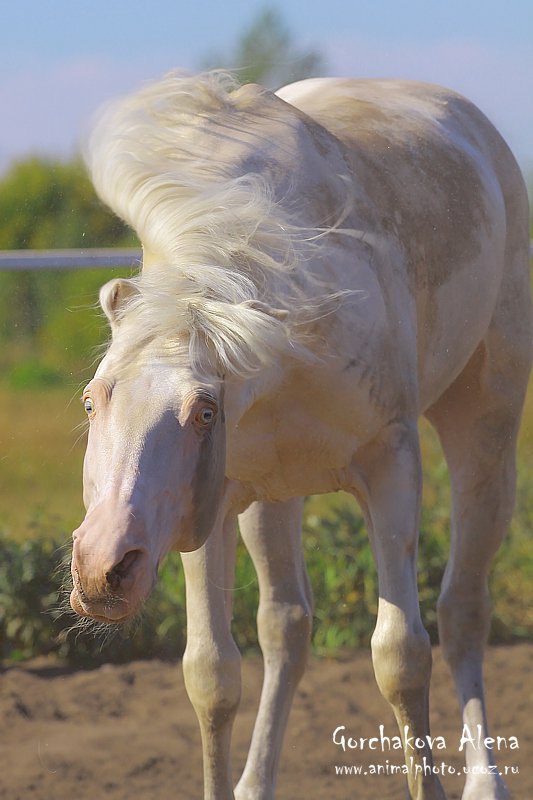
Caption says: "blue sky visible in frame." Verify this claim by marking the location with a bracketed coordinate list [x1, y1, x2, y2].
[1, 0, 532, 174]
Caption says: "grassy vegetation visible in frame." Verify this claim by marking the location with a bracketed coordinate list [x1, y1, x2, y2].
[0, 385, 86, 537]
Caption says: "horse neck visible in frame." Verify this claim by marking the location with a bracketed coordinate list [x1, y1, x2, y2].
[223, 362, 284, 431]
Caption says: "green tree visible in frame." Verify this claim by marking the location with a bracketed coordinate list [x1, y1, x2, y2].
[0, 158, 136, 378]
[203, 7, 325, 88]
[0, 157, 133, 251]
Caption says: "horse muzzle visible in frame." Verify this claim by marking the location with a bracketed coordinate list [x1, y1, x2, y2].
[70, 504, 155, 623]
[70, 551, 146, 623]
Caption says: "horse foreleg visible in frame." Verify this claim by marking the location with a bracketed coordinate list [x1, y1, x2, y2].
[352, 420, 446, 800]
[181, 513, 241, 800]
[235, 498, 313, 800]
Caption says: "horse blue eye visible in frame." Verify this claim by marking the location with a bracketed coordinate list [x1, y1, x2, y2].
[84, 398, 94, 414]
[195, 406, 216, 427]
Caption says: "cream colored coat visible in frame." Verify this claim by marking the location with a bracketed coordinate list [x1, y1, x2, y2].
[71, 73, 532, 800]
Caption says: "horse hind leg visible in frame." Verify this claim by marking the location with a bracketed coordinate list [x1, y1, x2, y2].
[234, 498, 313, 800]
[425, 303, 531, 800]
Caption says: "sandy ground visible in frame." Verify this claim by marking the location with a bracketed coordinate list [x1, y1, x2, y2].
[1, 643, 531, 800]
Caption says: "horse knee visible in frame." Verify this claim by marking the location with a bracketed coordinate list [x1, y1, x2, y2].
[257, 599, 312, 681]
[182, 641, 242, 724]
[371, 611, 431, 705]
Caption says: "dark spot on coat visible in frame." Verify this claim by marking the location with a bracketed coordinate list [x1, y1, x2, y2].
[343, 358, 359, 371]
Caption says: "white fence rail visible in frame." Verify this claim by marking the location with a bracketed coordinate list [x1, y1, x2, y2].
[0, 245, 531, 271]
[0, 248, 142, 271]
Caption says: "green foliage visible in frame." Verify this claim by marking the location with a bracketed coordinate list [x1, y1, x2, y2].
[0, 265, 124, 385]
[304, 502, 376, 651]
[0, 156, 137, 385]
[7, 359, 64, 389]
[0, 535, 64, 662]
[34, 267, 123, 379]
[0, 157, 132, 251]
[0, 532, 188, 666]
[203, 7, 325, 88]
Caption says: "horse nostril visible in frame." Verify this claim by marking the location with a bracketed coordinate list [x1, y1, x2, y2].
[105, 549, 142, 591]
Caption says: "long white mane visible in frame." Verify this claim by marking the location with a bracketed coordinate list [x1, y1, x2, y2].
[85, 71, 338, 376]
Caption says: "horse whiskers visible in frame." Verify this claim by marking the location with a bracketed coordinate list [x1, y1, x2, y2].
[56, 598, 124, 649]
[51, 539, 73, 571]
[69, 421, 89, 455]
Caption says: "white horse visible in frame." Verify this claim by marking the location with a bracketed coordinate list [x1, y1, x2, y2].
[70, 72, 531, 800]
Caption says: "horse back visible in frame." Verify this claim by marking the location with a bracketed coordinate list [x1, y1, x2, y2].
[276, 78, 530, 411]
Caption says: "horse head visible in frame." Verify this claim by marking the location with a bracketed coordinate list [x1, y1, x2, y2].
[70, 278, 226, 623]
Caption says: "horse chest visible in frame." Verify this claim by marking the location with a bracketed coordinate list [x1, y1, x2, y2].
[224, 376, 386, 500]
[226, 425, 352, 500]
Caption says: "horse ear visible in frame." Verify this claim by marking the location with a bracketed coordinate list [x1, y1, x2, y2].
[99, 279, 139, 329]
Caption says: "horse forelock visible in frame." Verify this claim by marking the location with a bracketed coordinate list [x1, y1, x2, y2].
[101, 259, 339, 383]
[103, 281, 360, 388]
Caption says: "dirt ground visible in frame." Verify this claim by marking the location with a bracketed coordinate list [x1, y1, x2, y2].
[1, 643, 531, 800]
